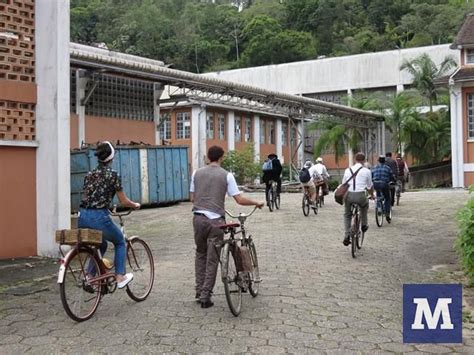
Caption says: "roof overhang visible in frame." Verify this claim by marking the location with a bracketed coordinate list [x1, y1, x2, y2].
[70, 43, 384, 128]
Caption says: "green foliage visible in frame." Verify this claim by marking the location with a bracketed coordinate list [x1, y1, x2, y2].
[221, 144, 260, 184]
[70, 0, 474, 72]
[456, 186, 474, 286]
[327, 177, 340, 191]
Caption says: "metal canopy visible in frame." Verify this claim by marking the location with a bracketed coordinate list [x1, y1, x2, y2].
[70, 43, 384, 129]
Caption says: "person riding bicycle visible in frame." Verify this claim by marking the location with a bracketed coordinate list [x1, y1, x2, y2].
[385, 152, 399, 207]
[190, 145, 264, 309]
[262, 153, 283, 206]
[299, 160, 322, 206]
[396, 154, 409, 192]
[372, 155, 396, 223]
[342, 153, 374, 246]
[314, 157, 330, 196]
[78, 141, 140, 289]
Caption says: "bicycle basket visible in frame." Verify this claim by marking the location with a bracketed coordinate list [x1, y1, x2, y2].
[55, 229, 102, 246]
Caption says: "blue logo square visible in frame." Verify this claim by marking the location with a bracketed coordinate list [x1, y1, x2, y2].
[403, 284, 462, 343]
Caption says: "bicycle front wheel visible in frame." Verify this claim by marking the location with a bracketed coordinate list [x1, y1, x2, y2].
[375, 200, 383, 227]
[126, 238, 155, 302]
[302, 194, 310, 216]
[221, 243, 242, 316]
[60, 248, 102, 322]
[248, 239, 259, 297]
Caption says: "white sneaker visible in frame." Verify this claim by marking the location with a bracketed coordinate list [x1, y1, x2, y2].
[117, 273, 134, 289]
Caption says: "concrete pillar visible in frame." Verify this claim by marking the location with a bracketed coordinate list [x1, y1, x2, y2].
[227, 110, 235, 151]
[191, 105, 207, 171]
[276, 118, 283, 163]
[396, 84, 404, 93]
[297, 120, 304, 168]
[76, 69, 87, 147]
[347, 89, 354, 166]
[153, 83, 164, 145]
[253, 114, 260, 162]
[36, 0, 71, 256]
[450, 85, 464, 187]
[381, 121, 386, 154]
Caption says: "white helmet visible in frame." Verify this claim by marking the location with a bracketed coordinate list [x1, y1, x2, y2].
[316, 157, 323, 163]
[304, 160, 313, 168]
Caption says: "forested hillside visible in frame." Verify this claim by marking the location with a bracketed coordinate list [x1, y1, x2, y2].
[71, 0, 474, 73]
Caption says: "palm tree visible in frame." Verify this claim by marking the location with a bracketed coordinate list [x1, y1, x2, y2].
[400, 53, 456, 112]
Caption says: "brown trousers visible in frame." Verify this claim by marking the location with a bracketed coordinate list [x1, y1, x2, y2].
[193, 214, 224, 301]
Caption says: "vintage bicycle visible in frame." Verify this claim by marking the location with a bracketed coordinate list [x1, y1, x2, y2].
[218, 207, 260, 316]
[349, 203, 365, 258]
[302, 186, 318, 216]
[57, 209, 154, 322]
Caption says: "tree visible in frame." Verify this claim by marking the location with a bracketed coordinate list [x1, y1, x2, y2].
[221, 144, 260, 184]
[400, 53, 457, 112]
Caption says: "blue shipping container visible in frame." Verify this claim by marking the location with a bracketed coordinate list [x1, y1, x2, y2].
[71, 146, 190, 212]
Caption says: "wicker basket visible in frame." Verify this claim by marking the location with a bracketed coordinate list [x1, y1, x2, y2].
[55, 229, 102, 246]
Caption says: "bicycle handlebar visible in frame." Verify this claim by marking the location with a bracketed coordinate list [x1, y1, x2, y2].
[109, 206, 133, 217]
[225, 206, 258, 220]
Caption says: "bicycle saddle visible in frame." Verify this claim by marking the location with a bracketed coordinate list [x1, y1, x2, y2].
[218, 222, 240, 229]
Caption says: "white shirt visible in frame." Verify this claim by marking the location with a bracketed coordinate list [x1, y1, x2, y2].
[189, 171, 241, 219]
[342, 163, 373, 192]
[308, 165, 322, 182]
[314, 163, 330, 179]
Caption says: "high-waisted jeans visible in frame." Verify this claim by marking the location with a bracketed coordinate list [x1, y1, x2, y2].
[78, 208, 126, 274]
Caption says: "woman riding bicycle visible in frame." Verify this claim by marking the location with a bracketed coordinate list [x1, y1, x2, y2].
[78, 141, 140, 289]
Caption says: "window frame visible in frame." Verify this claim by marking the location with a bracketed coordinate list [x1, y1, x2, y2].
[160, 112, 171, 140]
[468, 93, 474, 139]
[176, 111, 191, 139]
[218, 113, 226, 140]
[466, 48, 474, 64]
[206, 112, 215, 139]
[282, 122, 288, 146]
[245, 115, 252, 142]
[268, 120, 275, 145]
[235, 115, 242, 142]
[260, 119, 265, 144]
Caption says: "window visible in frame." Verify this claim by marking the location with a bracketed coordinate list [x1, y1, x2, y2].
[176, 112, 190, 139]
[282, 122, 287, 146]
[245, 115, 252, 142]
[268, 121, 275, 144]
[467, 49, 474, 64]
[260, 119, 265, 144]
[291, 126, 297, 145]
[206, 113, 214, 139]
[160, 112, 171, 140]
[235, 116, 242, 142]
[468, 94, 474, 139]
[218, 113, 225, 140]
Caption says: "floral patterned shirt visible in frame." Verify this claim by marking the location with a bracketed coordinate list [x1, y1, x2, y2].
[80, 164, 122, 209]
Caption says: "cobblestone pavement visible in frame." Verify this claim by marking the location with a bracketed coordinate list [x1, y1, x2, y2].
[1, 190, 473, 354]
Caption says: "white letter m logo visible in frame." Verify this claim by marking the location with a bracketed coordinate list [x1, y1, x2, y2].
[411, 298, 454, 330]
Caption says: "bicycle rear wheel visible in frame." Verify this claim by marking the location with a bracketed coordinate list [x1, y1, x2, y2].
[267, 189, 274, 212]
[274, 189, 280, 210]
[60, 248, 102, 322]
[221, 243, 242, 316]
[302, 194, 310, 216]
[396, 189, 401, 206]
[126, 238, 155, 302]
[248, 239, 259, 297]
[375, 199, 384, 227]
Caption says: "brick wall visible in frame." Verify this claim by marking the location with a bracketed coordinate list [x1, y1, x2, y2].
[0, 0, 36, 141]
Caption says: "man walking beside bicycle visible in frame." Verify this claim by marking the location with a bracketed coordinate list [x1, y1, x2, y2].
[342, 153, 374, 246]
[190, 145, 264, 309]
[372, 155, 396, 223]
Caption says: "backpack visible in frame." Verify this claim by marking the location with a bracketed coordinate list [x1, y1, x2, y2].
[299, 167, 311, 183]
[262, 159, 273, 172]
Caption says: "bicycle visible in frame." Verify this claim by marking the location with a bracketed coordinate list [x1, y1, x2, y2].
[349, 203, 365, 258]
[374, 186, 392, 227]
[217, 207, 260, 316]
[315, 182, 325, 208]
[302, 186, 318, 216]
[58, 209, 155, 322]
[266, 180, 280, 212]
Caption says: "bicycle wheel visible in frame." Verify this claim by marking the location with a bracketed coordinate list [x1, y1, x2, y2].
[396, 188, 401, 206]
[302, 194, 310, 216]
[274, 190, 280, 210]
[351, 231, 357, 258]
[60, 248, 102, 322]
[126, 238, 155, 302]
[248, 239, 259, 297]
[313, 202, 318, 214]
[267, 189, 274, 212]
[356, 215, 364, 249]
[221, 243, 242, 316]
[375, 199, 384, 227]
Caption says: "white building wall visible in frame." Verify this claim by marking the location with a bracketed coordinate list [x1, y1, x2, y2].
[191, 105, 207, 171]
[450, 84, 464, 188]
[227, 111, 235, 151]
[36, 0, 71, 256]
[205, 45, 457, 95]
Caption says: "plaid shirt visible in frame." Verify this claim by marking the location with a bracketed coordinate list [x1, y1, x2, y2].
[371, 163, 394, 183]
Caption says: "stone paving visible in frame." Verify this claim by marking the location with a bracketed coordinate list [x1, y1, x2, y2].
[0, 189, 473, 354]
